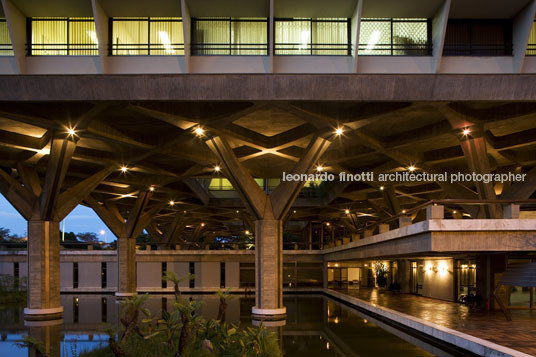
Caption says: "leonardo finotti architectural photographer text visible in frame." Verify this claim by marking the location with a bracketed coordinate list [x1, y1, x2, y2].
[282, 171, 527, 184]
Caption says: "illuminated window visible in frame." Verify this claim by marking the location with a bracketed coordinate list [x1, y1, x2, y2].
[359, 18, 431, 56]
[208, 178, 266, 191]
[111, 17, 184, 55]
[526, 21, 536, 55]
[275, 18, 350, 55]
[191, 18, 268, 55]
[0, 19, 13, 56]
[28, 17, 98, 56]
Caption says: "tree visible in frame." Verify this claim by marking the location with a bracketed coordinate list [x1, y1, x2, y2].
[0, 227, 10, 242]
[76, 232, 99, 243]
[60, 231, 78, 242]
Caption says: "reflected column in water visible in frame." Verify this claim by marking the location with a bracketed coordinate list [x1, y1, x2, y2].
[25, 319, 62, 357]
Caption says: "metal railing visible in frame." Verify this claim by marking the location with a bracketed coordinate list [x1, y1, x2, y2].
[191, 43, 268, 56]
[274, 43, 351, 56]
[110, 43, 184, 56]
[358, 43, 432, 56]
[443, 43, 513, 56]
[26, 43, 98, 56]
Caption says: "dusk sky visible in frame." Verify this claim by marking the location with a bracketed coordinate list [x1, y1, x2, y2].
[0, 195, 114, 242]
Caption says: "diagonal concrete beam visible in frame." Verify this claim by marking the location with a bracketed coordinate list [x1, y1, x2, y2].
[184, 178, 210, 205]
[55, 165, 116, 221]
[271, 136, 331, 219]
[501, 166, 536, 200]
[0, 168, 36, 220]
[124, 191, 152, 238]
[459, 133, 501, 218]
[39, 136, 77, 221]
[84, 195, 124, 237]
[16, 164, 42, 196]
[206, 135, 268, 220]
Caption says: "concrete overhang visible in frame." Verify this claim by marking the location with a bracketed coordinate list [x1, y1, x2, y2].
[324, 219, 536, 261]
[2, 74, 536, 102]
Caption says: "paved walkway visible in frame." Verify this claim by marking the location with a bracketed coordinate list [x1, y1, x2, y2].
[333, 288, 536, 356]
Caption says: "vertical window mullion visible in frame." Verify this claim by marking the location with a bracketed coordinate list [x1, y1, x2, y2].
[390, 19, 393, 55]
[147, 17, 151, 55]
[66, 18, 70, 56]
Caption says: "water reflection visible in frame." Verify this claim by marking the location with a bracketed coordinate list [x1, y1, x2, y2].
[0, 294, 451, 356]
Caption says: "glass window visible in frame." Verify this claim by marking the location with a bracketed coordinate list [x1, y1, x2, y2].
[275, 18, 350, 55]
[0, 19, 13, 56]
[526, 21, 536, 55]
[443, 19, 512, 56]
[28, 17, 98, 56]
[359, 18, 431, 56]
[191, 18, 268, 55]
[111, 17, 184, 55]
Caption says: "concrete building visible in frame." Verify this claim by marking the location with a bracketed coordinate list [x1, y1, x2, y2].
[0, 0, 535, 354]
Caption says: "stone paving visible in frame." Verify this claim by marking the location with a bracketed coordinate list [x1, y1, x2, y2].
[333, 288, 536, 356]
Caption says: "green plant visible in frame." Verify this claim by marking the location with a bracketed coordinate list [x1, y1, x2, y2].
[162, 271, 194, 300]
[375, 263, 388, 288]
[215, 288, 235, 322]
[14, 335, 48, 357]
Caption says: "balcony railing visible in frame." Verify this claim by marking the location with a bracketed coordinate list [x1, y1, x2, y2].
[191, 43, 268, 56]
[358, 43, 432, 56]
[110, 43, 184, 56]
[274, 43, 351, 56]
[526, 44, 536, 56]
[0, 44, 12, 56]
[443, 43, 513, 56]
[26, 43, 98, 56]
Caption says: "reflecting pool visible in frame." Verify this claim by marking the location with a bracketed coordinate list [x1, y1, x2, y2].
[0, 294, 454, 356]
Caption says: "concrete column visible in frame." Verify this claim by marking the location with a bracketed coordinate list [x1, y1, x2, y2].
[116, 237, 136, 297]
[25, 220, 63, 320]
[426, 205, 444, 219]
[252, 219, 286, 319]
[378, 224, 389, 234]
[503, 204, 520, 219]
[398, 216, 412, 227]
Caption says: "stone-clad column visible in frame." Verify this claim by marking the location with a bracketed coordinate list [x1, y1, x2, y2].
[25, 220, 63, 320]
[117, 235, 137, 296]
[253, 219, 284, 317]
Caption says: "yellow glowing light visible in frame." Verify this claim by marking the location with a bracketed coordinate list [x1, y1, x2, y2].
[245, 230, 250, 235]
[316, 165, 323, 172]
[214, 165, 221, 172]
[402, 209, 407, 214]
[462, 128, 470, 136]
[408, 165, 416, 172]
[293, 210, 297, 214]
[67, 128, 76, 136]
[120, 166, 128, 173]
[326, 222, 330, 226]
[345, 209, 350, 214]
[194, 127, 204, 136]
[379, 186, 384, 191]
[201, 222, 205, 227]
[426, 265, 434, 272]
[149, 186, 155, 192]
[452, 210, 457, 214]
[335, 128, 343, 136]
[169, 200, 175, 206]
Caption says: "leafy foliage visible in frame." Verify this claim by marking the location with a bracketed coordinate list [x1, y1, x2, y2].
[99, 276, 281, 357]
[375, 263, 389, 288]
